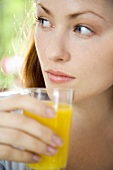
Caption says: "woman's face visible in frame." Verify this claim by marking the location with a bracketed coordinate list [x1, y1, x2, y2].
[35, 0, 113, 102]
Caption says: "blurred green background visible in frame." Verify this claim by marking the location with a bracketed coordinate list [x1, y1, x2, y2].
[0, 0, 34, 90]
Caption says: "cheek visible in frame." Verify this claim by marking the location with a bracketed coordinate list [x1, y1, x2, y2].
[69, 39, 113, 100]
[35, 28, 52, 58]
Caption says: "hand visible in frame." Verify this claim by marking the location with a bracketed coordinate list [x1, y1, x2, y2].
[0, 95, 63, 163]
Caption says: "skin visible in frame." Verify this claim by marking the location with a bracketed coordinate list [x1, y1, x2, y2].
[34, 0, 113, 169]
[0, 95, 63, 162]
[0, 0, 113, 169]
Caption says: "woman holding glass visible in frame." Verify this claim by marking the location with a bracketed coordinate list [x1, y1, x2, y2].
[0, 0, 113, 169]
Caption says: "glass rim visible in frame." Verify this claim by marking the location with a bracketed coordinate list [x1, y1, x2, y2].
[0, 90, 20, 97]
[0, 87, 74, 98]
[20, 87, 74, 93]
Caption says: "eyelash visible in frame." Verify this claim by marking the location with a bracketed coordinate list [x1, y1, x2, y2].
[35, 16, 94, 37]
[35, 17, 53, 29]
[74, 25, 94, 37]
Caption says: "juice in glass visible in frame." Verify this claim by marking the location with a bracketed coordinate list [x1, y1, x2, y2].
[24, 102, 72, 170]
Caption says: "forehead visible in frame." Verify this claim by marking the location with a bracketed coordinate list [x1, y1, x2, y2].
[37, 0, 112, 17]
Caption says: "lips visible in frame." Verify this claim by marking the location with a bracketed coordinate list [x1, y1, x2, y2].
[46, 70, 75, 84]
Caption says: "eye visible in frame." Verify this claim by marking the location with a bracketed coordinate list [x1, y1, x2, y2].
[74, 25, 94, 36]
[35, 17, 52, 28]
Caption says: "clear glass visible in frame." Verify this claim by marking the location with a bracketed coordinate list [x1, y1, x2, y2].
[0, 90, 20, 99]
[21, 88, 74, 170]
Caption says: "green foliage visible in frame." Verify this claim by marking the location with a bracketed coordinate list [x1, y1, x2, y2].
[0, 0, 34, 89]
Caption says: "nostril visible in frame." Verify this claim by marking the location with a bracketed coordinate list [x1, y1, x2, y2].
[53, 58, 65, 63]
[57, 58, 64, 61]
[46, 46, 71, 62]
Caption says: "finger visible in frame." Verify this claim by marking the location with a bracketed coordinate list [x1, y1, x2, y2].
[0, 128, 57, 156]
[0, 112, 63, 147]
[0, 144, 41, 163]
[0, 95, 55, 118]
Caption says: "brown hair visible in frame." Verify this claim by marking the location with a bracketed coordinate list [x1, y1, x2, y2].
[22, 26, 45, 88]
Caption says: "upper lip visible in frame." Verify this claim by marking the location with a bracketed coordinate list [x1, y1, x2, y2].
[46, 69, 75, 78]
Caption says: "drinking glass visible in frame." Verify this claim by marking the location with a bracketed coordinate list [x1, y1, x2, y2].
[21, 88, 74, 170]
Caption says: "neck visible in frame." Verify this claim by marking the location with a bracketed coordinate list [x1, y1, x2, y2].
[67, 86, 113, 170]
[74, 86, 113, 116]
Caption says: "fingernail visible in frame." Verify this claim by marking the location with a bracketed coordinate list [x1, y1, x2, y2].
[46, 146, 57, 156]
[46, 107, 55, 118]
[52, 135, 63, 146]
[32, 155, 41, 162]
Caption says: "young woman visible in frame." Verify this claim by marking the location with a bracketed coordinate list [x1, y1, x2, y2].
[0, 0, 113, 169]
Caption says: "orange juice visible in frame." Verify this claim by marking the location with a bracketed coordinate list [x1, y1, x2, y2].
[24, 102, 72, 170]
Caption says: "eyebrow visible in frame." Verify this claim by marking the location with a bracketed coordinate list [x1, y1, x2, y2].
[37, 3, 105, 21]
[68, 11, 105, 21]
[37, 4, 54, 17]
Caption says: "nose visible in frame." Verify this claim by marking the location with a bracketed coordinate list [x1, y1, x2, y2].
[45, 33, 71, 63]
